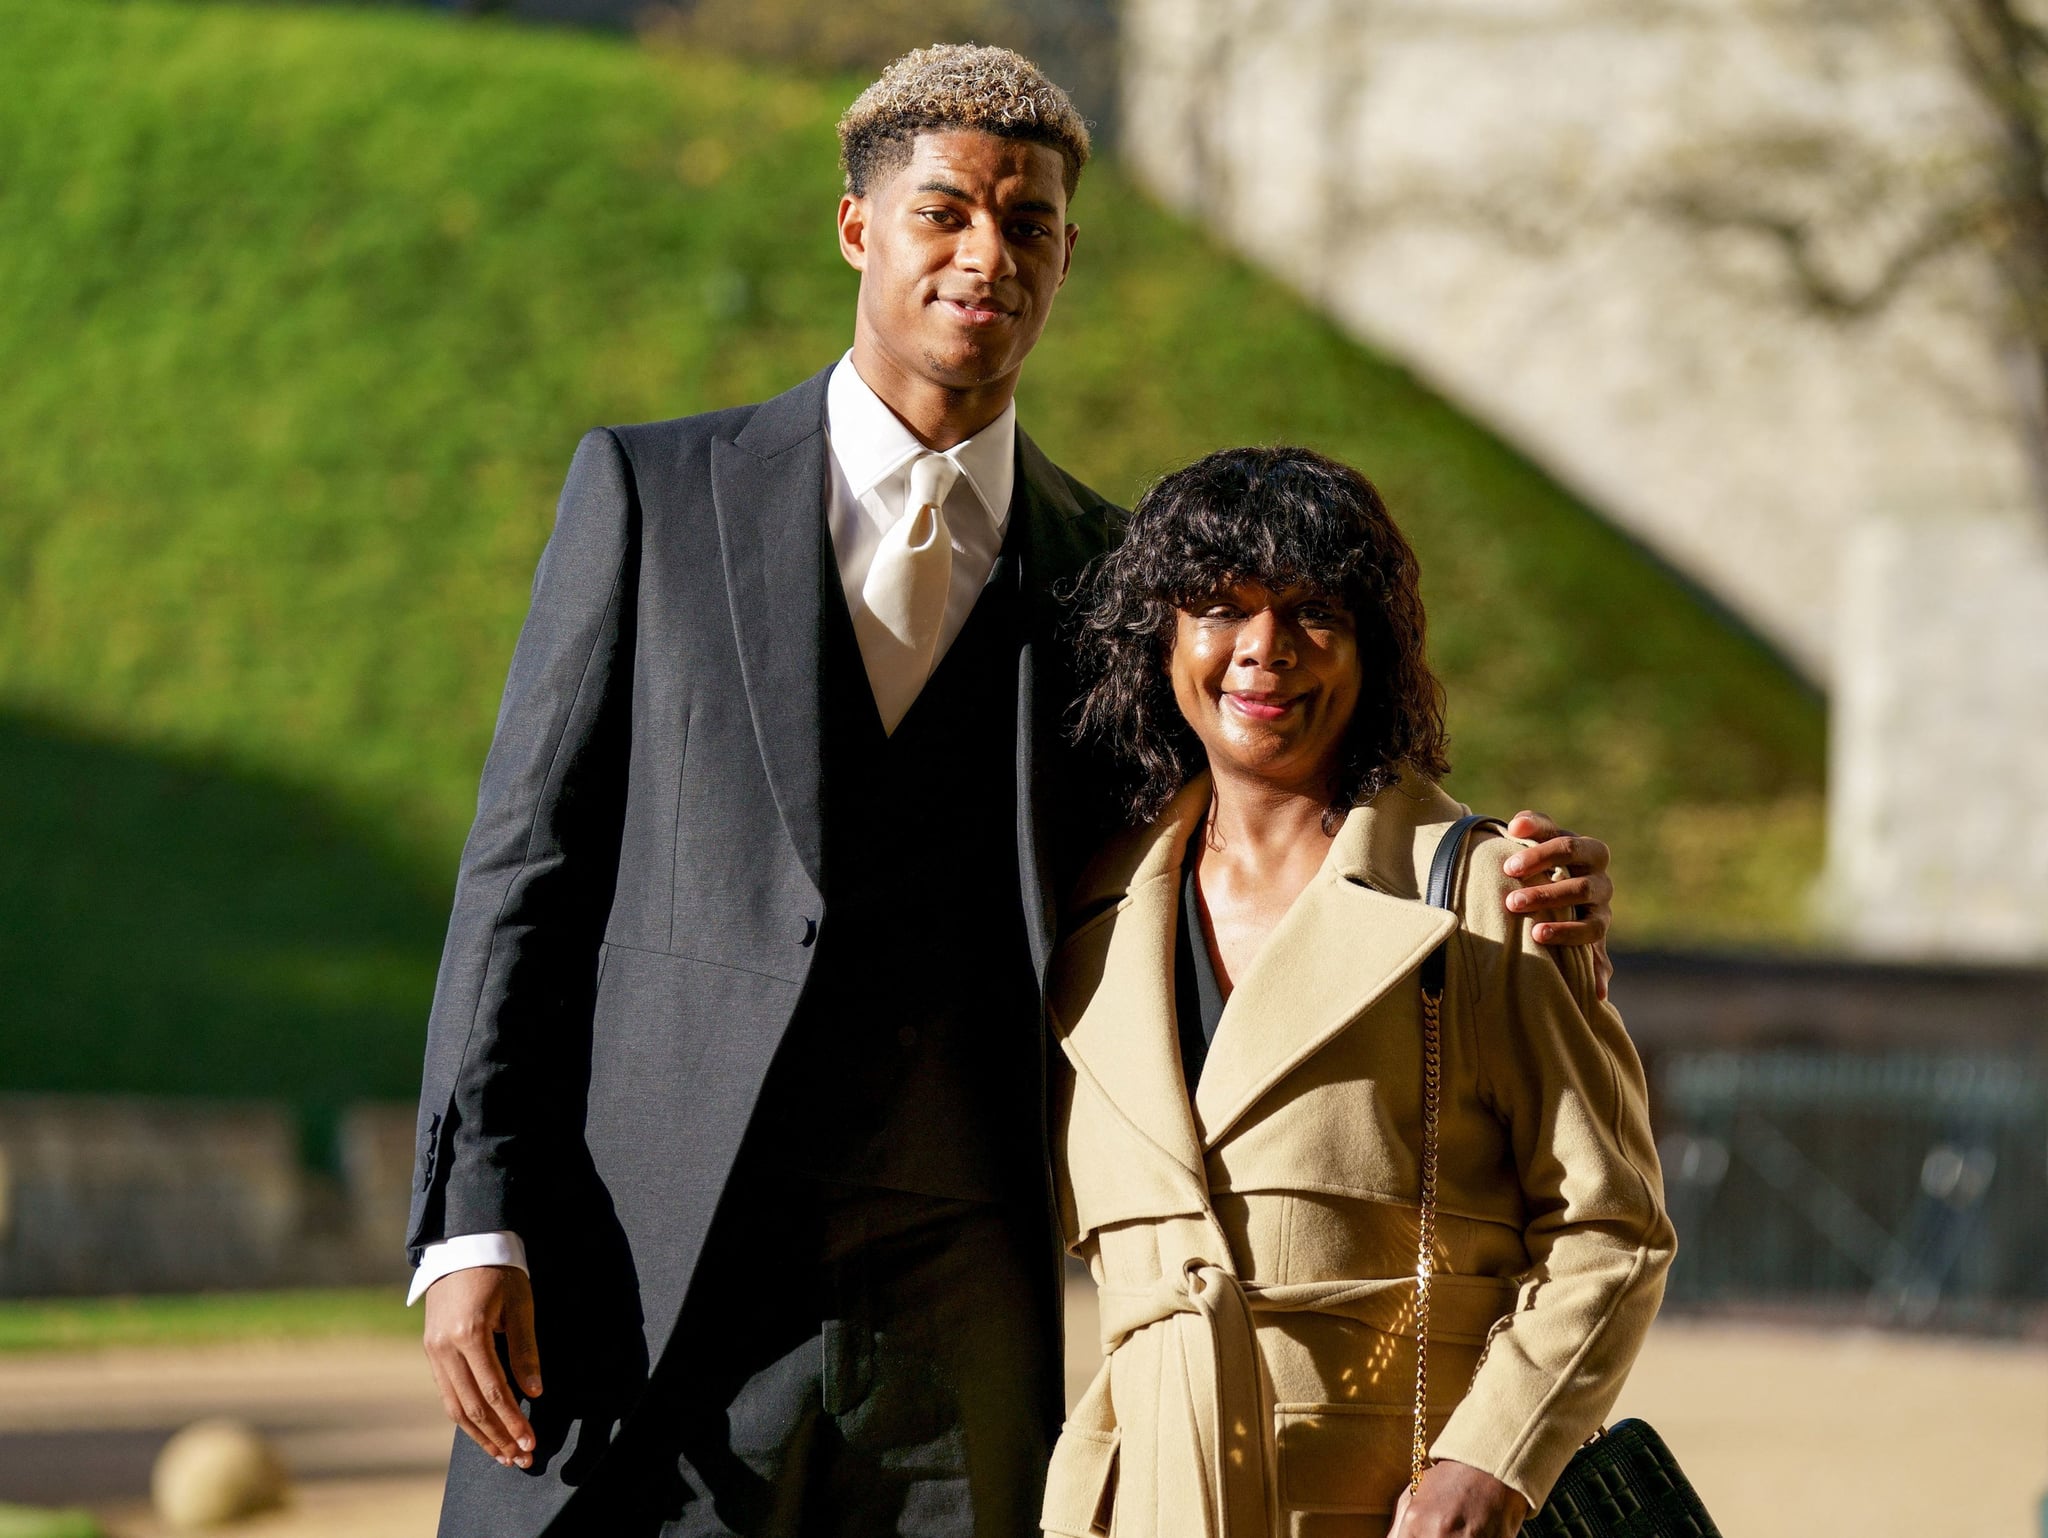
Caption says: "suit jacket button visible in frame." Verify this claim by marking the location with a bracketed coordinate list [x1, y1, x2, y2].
[797, 916, 817, 947]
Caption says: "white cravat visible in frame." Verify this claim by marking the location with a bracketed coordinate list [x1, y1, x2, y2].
[407, 355, 1017, 1306]
[823, 352, 1015, 721]
[858, 451, 962, 733]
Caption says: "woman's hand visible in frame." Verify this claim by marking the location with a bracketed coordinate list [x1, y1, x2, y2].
[1390, 1459, 1530, 1538]
[1503, 810, 1614, 999]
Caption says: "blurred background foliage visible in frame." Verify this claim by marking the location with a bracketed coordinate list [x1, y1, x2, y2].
[0, 0, 1824, 1142]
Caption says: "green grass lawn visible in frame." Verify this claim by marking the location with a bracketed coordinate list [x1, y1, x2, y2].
[0, 1286, 415, 1353]
[0, 0, 1825, 1138]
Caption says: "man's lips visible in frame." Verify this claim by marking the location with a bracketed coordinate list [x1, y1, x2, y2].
[937, 296, 1015, 326]
[1225, 691, 1304, 722]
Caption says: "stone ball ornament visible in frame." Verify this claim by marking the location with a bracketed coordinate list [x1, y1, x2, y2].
[150, 1418, 290, 1530]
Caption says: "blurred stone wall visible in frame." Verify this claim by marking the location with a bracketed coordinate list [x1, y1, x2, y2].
[1120, 0, 2048, 959]
[0, 1097, 414, 1297]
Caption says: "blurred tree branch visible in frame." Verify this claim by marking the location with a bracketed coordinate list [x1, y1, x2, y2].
[1939, 0, 2048, 455]
[1659, 182, 1989, 318]
[1640, 0, 2048, 502]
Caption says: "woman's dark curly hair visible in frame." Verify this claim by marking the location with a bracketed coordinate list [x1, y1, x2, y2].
[1072, 445, 1449, 828]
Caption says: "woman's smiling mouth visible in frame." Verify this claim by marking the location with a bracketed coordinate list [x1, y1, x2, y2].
[1225, 691, 1303, 722]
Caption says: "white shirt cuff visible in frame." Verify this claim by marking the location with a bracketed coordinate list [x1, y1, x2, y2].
[407, 1230, 529, 1306]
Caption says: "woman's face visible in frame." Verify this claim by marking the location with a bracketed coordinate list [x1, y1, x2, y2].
[1169, 578, 1362, 797]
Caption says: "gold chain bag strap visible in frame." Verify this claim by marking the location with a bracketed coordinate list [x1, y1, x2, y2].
[1411, 818, 1723, 1538]
[1411, 814, 1499, 1492]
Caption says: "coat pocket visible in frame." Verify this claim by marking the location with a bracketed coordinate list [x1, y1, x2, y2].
[1041, 1425, 1119, 1536]
[1275, 1403, 1447, 1515]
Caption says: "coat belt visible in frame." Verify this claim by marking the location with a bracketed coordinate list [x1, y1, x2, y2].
[1094, 1261, 1518, 1538]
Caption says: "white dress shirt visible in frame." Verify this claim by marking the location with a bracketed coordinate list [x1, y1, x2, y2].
[407, 353, 1018, 1305]
[824, 349, 1015, 698]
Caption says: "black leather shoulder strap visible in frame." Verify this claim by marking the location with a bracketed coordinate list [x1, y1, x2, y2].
[1420, 814, 1506, 997]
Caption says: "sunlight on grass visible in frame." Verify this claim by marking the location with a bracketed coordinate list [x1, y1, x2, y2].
[0, 1288, 415, 1354]
[0, 0, 1828, 1119]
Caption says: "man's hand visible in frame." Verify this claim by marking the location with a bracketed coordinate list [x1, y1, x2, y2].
[1391, 1459, 1529, 1538]
[423, 1265, 542, 1469]
[1503, 810, 1614, 1000]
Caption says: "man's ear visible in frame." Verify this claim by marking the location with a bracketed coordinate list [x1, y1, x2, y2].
[837, 193, 870, 272]
[1058, 223, 1079, 288]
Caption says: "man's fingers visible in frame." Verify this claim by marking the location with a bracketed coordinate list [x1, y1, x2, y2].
[1530, 917, 1607, 947]
[425, 1357, 474, 1443]
[439, 1342, 515, 1461]
[1504, 833, 1595, 878]
[454, 1329, 536, 1466]
[428, 1350, 513, 1463]
[504, 1283, 544, 1400]
[1506, 874, 1598, 914]
[1505, 809, 1559, 844]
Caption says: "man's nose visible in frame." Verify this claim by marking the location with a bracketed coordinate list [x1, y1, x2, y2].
[955, 216, 1017, 282]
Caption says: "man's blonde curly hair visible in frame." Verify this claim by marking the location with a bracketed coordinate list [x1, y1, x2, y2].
[838, 43, 1092, 200]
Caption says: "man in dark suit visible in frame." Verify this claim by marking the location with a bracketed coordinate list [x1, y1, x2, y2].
[406, 43, 1618, 1538]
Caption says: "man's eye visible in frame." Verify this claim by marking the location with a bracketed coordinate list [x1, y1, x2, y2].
[921, 209, 960, 226]
[1009, 222, 1049, 240]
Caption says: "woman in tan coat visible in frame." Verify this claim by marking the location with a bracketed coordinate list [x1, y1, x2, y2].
[1042, 448, 1674, 1538]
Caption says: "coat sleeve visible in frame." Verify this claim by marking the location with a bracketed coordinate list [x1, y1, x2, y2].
[1429, 858, 1676, 1506]
[405, 428, 638, 1262]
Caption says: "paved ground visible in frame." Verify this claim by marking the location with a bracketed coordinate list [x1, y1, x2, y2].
[0, 1339, 449, 1537]
[2, 1297, 2044, 1537]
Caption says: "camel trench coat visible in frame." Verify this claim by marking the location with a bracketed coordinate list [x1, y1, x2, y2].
[1042, 772, 1674, 1538]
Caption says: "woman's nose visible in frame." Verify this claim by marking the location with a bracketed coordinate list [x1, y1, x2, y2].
[1235, 611, 1294, 668]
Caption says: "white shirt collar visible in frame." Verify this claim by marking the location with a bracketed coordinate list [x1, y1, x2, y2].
[825, 351, 1016, 530]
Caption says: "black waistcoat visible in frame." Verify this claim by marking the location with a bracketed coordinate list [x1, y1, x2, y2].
[759, 524, 1040, 1205]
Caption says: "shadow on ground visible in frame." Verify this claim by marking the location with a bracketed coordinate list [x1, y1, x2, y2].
[0, 713, 449, 1157]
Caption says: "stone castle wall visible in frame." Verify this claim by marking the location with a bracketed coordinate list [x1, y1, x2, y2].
[1119, 0, 2048, 957]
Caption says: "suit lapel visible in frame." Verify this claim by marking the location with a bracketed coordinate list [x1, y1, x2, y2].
[1010, 426, 1097, 982]
[711, 368, 833, 891]
[1191, 776, 1469, 1147]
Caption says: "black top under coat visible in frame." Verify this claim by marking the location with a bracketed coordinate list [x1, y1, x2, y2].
[1174, 821, 1229, 1093]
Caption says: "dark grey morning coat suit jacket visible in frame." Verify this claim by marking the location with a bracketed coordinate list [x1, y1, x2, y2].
[407, 365, 1122, 1534]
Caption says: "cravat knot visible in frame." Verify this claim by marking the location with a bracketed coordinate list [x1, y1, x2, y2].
[906, 451, 961, 527]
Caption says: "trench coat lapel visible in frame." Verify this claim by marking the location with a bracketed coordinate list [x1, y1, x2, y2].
[711, 368, 833, 891]
[1051, 781, 1213, 1187]
[1011, 425, 1102, 983]
[1192, 775, 1467, 1147]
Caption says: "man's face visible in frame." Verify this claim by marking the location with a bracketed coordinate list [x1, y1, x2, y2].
[838, 129, 1078, 394]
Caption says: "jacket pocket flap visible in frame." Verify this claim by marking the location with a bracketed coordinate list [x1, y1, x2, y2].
[1041, 1426, 1119, 1537]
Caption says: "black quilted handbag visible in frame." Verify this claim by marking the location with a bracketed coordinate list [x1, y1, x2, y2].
[1519, 1420, 1721, 1538]
[1414, 820, 1722, 1538]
